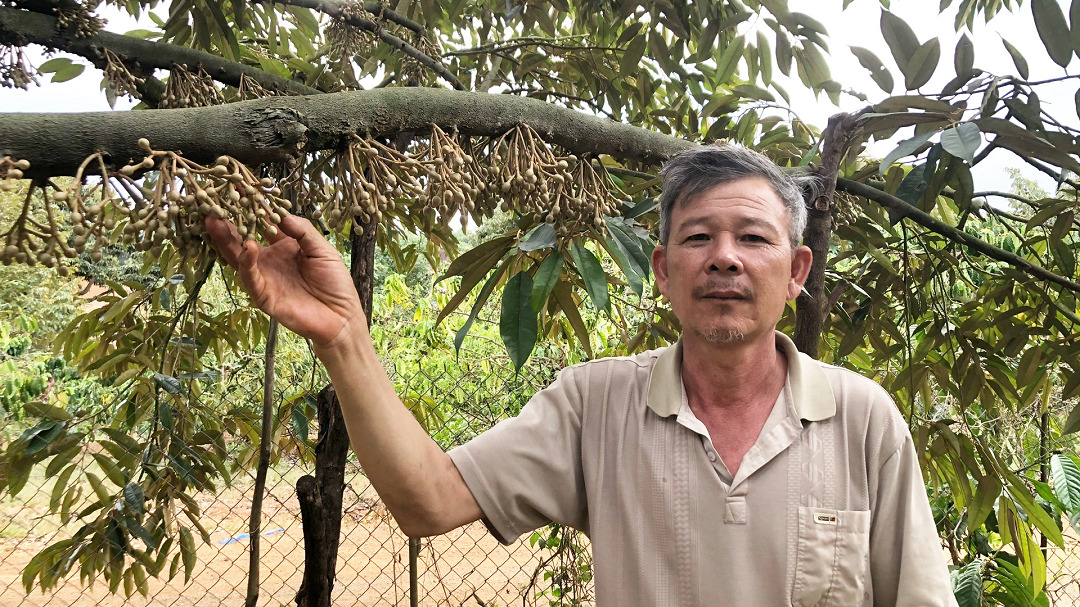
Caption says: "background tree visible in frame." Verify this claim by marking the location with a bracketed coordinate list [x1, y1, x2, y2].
[3, 0, 1080, 605]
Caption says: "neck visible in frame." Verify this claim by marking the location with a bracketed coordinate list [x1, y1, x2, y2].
[680, 331, 786, 414]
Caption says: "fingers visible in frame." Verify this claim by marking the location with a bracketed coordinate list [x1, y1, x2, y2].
[236, 239, 267, 298]
[277, 214, 333, 257]
[204, 216, 244, 267]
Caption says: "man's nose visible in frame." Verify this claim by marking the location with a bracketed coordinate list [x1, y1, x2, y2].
[707, 235, 743, 274]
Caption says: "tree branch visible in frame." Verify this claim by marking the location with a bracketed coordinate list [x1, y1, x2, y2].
[445, 37, 622, 57]
[836, 177, 1080, 293]
[359, 0, 423, 34]
[794, 111, 863, 358]
[0, 87, 695, 178]
[0, 6, 321, 99]
[261, 0, 465, 90]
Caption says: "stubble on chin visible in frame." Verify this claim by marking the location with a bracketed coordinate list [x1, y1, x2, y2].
[693, 326, 746, 344]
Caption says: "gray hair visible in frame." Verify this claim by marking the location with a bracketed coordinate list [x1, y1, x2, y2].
[657, 144, 813, 247]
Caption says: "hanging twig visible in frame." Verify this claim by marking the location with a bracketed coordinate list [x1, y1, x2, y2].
[246, 318, 280, 607]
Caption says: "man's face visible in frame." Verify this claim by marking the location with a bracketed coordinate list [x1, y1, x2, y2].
[651, 177, 813, 345]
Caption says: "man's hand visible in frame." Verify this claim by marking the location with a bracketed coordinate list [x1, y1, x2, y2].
[204, 214, 365, 349]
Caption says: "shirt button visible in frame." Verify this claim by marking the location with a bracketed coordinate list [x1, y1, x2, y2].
[707, 450, 717, 462]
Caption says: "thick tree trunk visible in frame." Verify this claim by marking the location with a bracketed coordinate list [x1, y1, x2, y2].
[294, 223, 376, 607]
[793, 113, 859, 358]
[0, 88, 695, 180]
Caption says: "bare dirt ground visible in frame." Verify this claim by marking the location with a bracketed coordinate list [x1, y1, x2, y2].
[0, 468, 550, 607]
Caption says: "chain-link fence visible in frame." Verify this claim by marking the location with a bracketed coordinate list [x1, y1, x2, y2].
[4, 345, 1080, 607]
[0, 345, 593, 607]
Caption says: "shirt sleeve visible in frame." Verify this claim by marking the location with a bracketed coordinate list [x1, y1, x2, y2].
[447, 364, 588, 545]
[869, 437, 959, 607]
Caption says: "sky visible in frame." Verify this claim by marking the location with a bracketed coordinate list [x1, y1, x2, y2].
[0, 0, 1075, 195]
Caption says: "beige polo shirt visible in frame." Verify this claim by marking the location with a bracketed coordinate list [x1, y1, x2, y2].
[448, 332, 958, 606]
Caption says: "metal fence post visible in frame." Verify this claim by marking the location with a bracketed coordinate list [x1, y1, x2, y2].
[409, 536, 419, 607]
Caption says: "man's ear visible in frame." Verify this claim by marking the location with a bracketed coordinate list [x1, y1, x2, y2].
[787, 245, 813, 300]
[652, 244, 669, 297]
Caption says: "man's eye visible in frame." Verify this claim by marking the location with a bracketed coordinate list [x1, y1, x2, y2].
[743, 234, 767, 243]
[686, 234, 709, 241]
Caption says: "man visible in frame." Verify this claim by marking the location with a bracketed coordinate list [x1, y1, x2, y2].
[206, 144, 958, 606]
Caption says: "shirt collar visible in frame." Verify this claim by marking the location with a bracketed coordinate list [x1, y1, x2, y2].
[645, 330, 835, 422]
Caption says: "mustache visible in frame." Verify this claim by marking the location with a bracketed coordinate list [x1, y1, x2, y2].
[693, 280, 753, 299]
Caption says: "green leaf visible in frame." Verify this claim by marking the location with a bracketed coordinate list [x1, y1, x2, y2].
[500, 272, 538, 371]
[952, 559, 983, 607]
[940, 123, 981, 164]
[905, 38, 940, 90]
[954, 34, 974, 80]
[880, 10, 919, 69]
[179, 526, 196, 583]
[51, 63, 85, 83]
[200, 0, 242, 61]
[24, 401, 72, 421]
[1032, 0, 1073, 68]
[520, 224, 557, 251]
[85, 471, 113, 506]
[1051, 454, 1080, 514]
[290, 403, 308, 445]
[531, 252, 563, 314]
[1072, 0, 1080, 57]
[552, 281, 592, 358]
[621, 34, 647, 75]
[895, 165, 930, 206]
[454, 260, 509, 355]
[607, 218, 652, 279]
[1017, 347, 1043, 387]
[435, 237, 514, 327]
[154, 372, 181, 394]
[19, 420, 64, 456]
[732, 84, 775, 102]
[605, 237, 643, 297]
[1064, 401, 1080, 434]
[850, 46, 894, 93]
[569, 244, 609, 313]
[50, 464, 76, 512]
[123, 481, 145, 517]
[1001, 38, 1030, 80]
[968, 476, 1002, 530]
[92, 452, 127, 487]
[757, 31, 773, 85]
[36, 58, 73, 74]
[879, 131, 935, 175]
[437, 235, 515, 281]
[775, 33, 792, 76]
[715, 37, 746, 86]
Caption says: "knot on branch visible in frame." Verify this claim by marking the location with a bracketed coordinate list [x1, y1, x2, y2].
[245, 107, 308, 152]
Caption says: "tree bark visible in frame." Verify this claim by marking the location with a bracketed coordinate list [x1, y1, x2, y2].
[0, 87, 695, 179]
[793, 112, 860, 358]
[0, 7, 320, 101]
[294, 223, 376, 607]
[295, 474, 328, 607]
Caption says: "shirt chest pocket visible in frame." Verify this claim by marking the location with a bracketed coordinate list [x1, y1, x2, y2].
[791, 507, 871, 607]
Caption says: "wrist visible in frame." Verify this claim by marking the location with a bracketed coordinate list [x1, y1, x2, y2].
[312, 313, 373, 367]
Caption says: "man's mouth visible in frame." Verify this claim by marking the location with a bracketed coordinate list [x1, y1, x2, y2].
[700, 290, 750, 301]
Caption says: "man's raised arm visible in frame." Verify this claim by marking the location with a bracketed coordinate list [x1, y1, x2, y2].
[204, 214, 482, 537]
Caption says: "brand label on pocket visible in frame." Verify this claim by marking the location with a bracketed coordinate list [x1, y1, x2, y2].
[814, 511, 838, 525]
